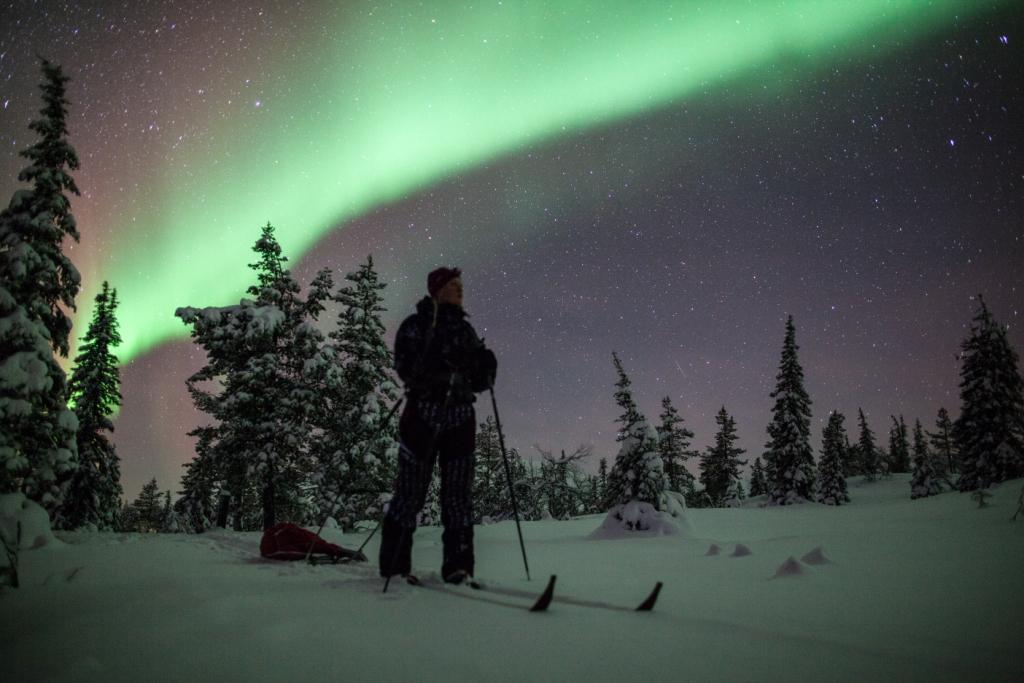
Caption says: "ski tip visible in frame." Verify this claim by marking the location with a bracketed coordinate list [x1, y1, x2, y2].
[636, 581, 663, 612]
[529, 574, 557, 612]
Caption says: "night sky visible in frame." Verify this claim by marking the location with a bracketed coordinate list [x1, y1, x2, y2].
[2, 1, 1021, 501]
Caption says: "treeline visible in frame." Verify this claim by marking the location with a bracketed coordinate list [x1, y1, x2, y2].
[603, 304, 1024, 513]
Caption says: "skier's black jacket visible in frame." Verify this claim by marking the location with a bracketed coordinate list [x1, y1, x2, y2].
[394, 296, 496, 404]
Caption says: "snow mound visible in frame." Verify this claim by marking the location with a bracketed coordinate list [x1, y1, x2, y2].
[588, 501, 680, 539]
[772, 556, 805, 578]
[731, 543, 752, 557]
[706, 543, 721, 556]
[0, 492, 57, 550]
[800, 546, 832, 565]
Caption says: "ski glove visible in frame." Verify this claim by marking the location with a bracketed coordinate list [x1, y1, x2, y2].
[469, 347, 497, 392]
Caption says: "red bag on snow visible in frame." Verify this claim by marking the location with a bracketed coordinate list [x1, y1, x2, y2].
[259, 522, 366, 562]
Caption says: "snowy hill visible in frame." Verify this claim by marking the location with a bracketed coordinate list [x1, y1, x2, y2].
[2, 475, 1021, 682]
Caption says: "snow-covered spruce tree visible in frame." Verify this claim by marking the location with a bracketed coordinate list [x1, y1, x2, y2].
[310, 255, 398, 530]
[887, 415, 911, 474]
[585, 474, 601, 514]
[726, 479, 746, 505]
[177, 224, 331, 530]
[132, 478, 163, 532]
[928, 407, 957, 482]
[248, 229, 332, 528]
[910, 419, 942, 499]
[856, 408, 880, 481]
[749, 457, 768, 497]
[605, 353, 665, 511]
[159, 491, 186, 532]
[817, 411, 850, 506]
[55, 282, 123, 530]
[416, 473, 442, 526]
[174, 435, 217, 533]
[699, 407, 747, 507]
[473, 416, 510, 522]
[763, 316, 815, 505]
[656, 396, 697, 500]
[0, 59, 81, 514]
[954, 297, 1024, 491]
[604, 416, 666, 527]
[607, 420, 664, 507]
[611, 351, 643, 440]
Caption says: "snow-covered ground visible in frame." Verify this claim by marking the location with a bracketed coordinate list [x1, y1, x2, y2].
[2, 475, 1021, 682]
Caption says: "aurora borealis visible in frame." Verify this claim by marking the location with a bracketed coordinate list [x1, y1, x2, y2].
[2, 1, 1021, 500]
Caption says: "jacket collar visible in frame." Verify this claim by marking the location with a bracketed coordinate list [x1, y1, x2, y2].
[415, 295, 467, 321]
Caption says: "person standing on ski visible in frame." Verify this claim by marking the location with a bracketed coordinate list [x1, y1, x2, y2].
[379, 267, 497, 584]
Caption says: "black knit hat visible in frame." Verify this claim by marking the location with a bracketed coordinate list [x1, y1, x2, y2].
[427, 267, 461, 297]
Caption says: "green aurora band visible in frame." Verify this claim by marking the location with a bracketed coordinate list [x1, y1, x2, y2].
[78, 0, 996, 361]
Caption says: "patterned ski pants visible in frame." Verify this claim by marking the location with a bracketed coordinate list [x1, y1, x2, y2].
[379, 401, 476, 577]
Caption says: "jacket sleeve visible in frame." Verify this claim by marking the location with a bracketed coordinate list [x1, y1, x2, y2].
[457, 321, 497, 392]
[394, 316, 423, 387]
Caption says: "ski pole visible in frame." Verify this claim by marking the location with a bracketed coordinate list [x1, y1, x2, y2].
[490, 387, 531, 582]
[305, 396, 405, 564]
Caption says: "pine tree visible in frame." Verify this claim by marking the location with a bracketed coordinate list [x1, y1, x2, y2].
[245, 224, 331, 529]
[888, 415, 911, 474]
[473, 416, 510, 522]
[415, 473, 442, 526]
[174, 437, 217, 533]
[611, 351, 642, 441]
[954, 297, 1024, 491]
[585, 474, 601, 514]
[606, 417, 665, 509]
[763, 316, 815, 504]
[311, 256, 398, 529]
[118, 500, 139, 533]
[749, 457, 768, 497]
[176, 224, 332, 531]
[726, 479, 746, 505]
[132, 478, 163, 532]
[700, 407, 747, 506]
[597, 457, 609, 505]
[817, 411, 850, 505]
[842, 433, 859, 478]
[604, 354, 665, 509]
[56, 282, 123, 530]
[656, 396, 697, 499]
[910, 419, 943, 499]
[510, 451, 542, 521]
[159, 491, 182, 532]
[928, 407, 957, 482]
[0, 59, 82, 514]
[536, 446, 590, 519]
[857, 408, 880, 481]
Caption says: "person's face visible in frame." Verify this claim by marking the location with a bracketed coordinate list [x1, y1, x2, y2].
[437, 277, 463, 307]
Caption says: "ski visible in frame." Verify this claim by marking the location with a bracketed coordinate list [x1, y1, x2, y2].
[409, 573, 556, 612]
[411, 573, 662, 613]
[471, 576, 663, 613]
